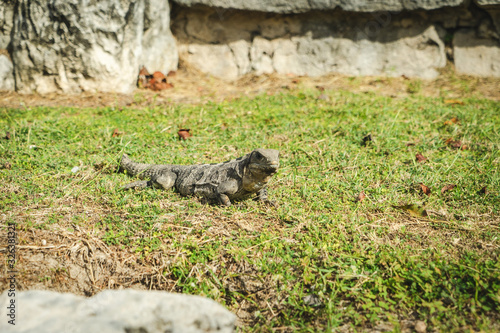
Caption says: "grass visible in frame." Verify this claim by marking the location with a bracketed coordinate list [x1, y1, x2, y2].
[1, 89, 499, 331]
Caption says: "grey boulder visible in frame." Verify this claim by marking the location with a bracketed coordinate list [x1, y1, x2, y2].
[0, 54, 14, 91]
[0, 0, 14, 49]
[11, 0, 178, 94]
[453, 29, 500, 77]
[0, 289, 235, 333]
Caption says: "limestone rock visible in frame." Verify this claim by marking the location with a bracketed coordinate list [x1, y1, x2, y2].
[142, 0, 179, 74]
[0, 0, 14, 49]
[11, 0, 145, 94]
[453, 29, 500, 77]
[0, 289, 236, 333]
[173, 0, 467, 13]
[0, 54, 14, 91]
[11, 0, 178, 94]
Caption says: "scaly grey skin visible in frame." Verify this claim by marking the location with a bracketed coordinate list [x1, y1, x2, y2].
[120, 149, 280, 206]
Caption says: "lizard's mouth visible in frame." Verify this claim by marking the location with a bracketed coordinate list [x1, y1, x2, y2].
[250, 161, 279, 175]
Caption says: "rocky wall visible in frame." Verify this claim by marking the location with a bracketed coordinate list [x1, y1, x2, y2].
[172, 1, 500, 80]
[0, 0, 499, 93]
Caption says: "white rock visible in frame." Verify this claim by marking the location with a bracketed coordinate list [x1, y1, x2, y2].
[11, 0, 178, 94]
[141, 0, 179, 74]
[0, 54, 14, 91]
[0, 289, 236, 333]
[453, 29, 500, 77]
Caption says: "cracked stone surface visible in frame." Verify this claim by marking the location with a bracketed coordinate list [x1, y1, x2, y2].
[10, 0, 178, 94]
[0, 289, 236, 333]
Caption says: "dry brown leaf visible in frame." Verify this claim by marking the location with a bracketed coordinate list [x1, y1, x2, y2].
[444, 99, 464, 105]
[420, 183, 431, 196]
[112, 129, 122, 137]
[441, 184, 456, 194]
[4, 132, 10, 140]
[356, 191, 366, 202]
[178, 129, 191, 140]
[477, 186, 487, 195]
[316, 85, 325, 91]
[139, 66, 150, 76]
[317, 94, 329, 101]
[445, 138, 463, 149]
[444, 117, 459, 125]
[415, 153, 428, 163]
[150, 80, 173, 91]
[152, 71, 166, 80]
[167, 70, 177, 77]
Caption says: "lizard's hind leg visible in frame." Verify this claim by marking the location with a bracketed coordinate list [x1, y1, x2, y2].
[152, 173, 177, 191]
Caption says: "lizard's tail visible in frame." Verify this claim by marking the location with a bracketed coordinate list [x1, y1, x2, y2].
[120, 154, 154, 179]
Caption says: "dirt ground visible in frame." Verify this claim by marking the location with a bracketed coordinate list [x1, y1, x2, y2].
[1, 63, 499, 109]
[1, 65, 499, 332]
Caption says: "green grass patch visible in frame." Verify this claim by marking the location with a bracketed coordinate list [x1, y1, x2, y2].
[1, 90, 499, 331]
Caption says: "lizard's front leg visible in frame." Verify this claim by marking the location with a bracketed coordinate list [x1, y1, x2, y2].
[258, 187, 277, 206]
[216, 180, 239, 207]
[217, 193, 232, 206]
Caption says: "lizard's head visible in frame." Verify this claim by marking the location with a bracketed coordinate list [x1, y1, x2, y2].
[248, 149, 280, 176]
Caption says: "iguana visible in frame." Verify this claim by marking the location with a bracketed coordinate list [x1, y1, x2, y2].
[119, 149, 280, 206]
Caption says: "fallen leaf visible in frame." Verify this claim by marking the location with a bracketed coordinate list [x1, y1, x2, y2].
[477, 186, 487, 195]
[291, 79, 300, 84]
[4, 132, 10, 140]
[361, 134, 372, 146]
[441, 184, 456, 194]
[460, 144, 468, 150]
[405, 142, 416, 146]
[316, 85, 325, 91]
[445, 138, 463, 149]
[167, 70, 177, 77]
[393, 204, 428, 217]
[356, 191, 366, 202]
[415, 153, 428, 163]
[444, 117, 459, 125]
[401, 74, 410, 80]
[139, 66, 150, 76]
[152, 71, 166, 80]
[317, 94, 329, 101]
[178, 128, 191, 140]
[444, 99, 464, 105]
[150, 80, 173, 91]
[220, 123, 228, 131]
[420, 183, 431, 196]
[112, 129, 122, 137]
